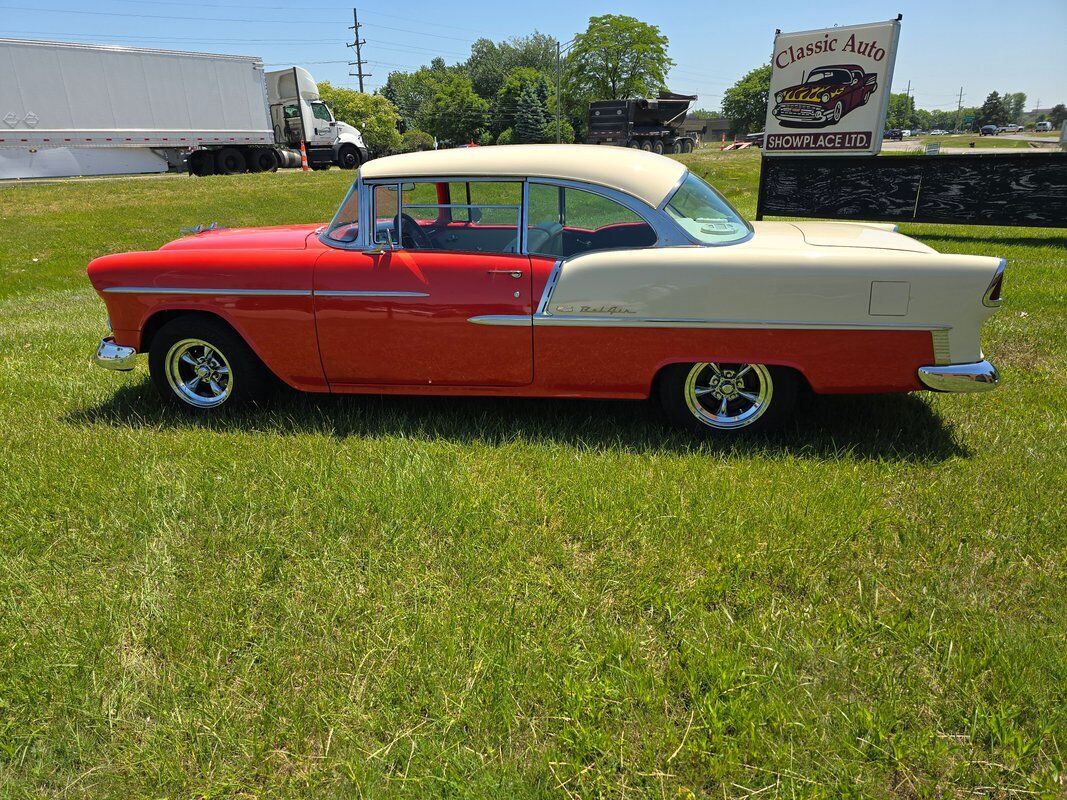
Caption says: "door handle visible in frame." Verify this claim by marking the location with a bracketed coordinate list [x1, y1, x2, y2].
[487, 269, 523, 278]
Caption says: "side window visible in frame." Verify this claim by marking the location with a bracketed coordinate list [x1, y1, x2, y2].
[390, 180, 522, 253]
[373, 184, 400, 246]
[311, 101, 333, 122]
[527, 183, 656, 258]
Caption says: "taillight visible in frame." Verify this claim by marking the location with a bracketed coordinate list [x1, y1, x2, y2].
[983, 260, 1006, 307]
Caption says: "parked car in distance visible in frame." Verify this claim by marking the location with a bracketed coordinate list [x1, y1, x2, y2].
[980, 125, 999, 136]
[901, 129, 913, 137]
[884, 128, 903, 140]
[998, 124, 1023, 133]
[88, 145, 1004, 437]
[1035, 121, 1053, 132]
[929, 129, 948, 136]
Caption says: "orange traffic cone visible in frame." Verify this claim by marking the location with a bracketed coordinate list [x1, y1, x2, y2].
[299, 140, 309, 171]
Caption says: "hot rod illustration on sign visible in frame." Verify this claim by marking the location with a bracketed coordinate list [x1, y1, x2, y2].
[772, 64, 878, 127]
[89, 145, 1003, 437]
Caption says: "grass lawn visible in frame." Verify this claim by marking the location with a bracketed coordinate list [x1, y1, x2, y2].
[1, 152, 1064, 798]
[889, 134, 1061, 151]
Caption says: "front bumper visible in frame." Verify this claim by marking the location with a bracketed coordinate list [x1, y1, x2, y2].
[93, 337, 138, 371]
[772, 104, 831, 123]
[918, 360, 999, 393]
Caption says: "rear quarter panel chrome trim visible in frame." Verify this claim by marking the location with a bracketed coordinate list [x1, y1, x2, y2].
[315, 290, 429, 298]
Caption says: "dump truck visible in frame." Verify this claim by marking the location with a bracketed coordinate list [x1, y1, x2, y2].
[586, 91, 697, 154]
[0, 38, 369, 179]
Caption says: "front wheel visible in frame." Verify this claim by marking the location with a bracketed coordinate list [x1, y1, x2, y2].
[658, 362, 798, 436]
[149, 316, 271, 412]
[337, 144, 361, 169]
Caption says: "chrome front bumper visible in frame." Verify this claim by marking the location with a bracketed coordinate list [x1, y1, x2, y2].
[93, 337, 138, 371]
[918, 360, 1000, 393]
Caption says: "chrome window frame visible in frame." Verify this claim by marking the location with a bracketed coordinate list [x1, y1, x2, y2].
[319, 169, 752, 253]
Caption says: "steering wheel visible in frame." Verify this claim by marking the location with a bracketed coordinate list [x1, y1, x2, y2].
[394, 213, 433, 250]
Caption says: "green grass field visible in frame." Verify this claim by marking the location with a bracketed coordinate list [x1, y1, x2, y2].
[1, 151, 1064, 798]
[888, 134, 1061, 151]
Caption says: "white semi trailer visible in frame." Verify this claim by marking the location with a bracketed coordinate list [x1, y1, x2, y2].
[0, 39, 370, 179]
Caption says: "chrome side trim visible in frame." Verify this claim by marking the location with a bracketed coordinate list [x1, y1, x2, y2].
[983, 259, 1006, 308]
[529, 315, 951, 331]
[103, 286, 312, 296]
[468, 315, 531, 327]
[314, 290, 429, 298]
[931, 330, 952, 365]
[93, 336, 137, 371]
[918, 360, 999, 393]
[535, 260, 563, 316]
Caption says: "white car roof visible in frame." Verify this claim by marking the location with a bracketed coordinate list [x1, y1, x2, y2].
[359, 144, 688, 208]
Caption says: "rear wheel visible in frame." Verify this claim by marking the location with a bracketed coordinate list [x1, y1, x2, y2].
[639, 140, 652, 152]
[149, 316, 271, 412]
[628, 140, 641, 149]
[652, 139, 665, 155]
[658, 362, 798, 437]
[684, 140, 694, 153]
[247, 148, 279, 173]
[215, 147, 247, 175]
[188, 150, 215, 177]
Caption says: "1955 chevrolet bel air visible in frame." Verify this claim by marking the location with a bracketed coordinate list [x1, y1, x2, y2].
[89, 144, 1003, 436]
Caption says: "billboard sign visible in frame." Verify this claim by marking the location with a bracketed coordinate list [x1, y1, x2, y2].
[764, 19, 901, 156]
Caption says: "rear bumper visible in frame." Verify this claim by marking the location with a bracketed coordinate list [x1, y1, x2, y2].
[93, 336, 138, 371]
[918, 360, 999, 393]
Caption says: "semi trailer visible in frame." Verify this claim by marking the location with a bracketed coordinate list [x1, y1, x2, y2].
[0, 39, 369, 180]
[586, 91, 697, 154]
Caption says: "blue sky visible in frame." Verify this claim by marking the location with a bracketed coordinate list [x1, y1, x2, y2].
[3, 0, 1064, 111]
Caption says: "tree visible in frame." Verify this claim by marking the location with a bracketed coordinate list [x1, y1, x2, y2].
[422, 74, 489, 145]
[381, 58, 460, 132]
[514, 83, 548, 143]
[1049, 104, 1066, 128]
[466, 33, 558, 101]
[1006, 92, 1027, 123]
[689, 108, 722, 119]
[565, 15, 672, 102]
[885, 92, 919, 130]
[493, 67, 552, 138]
[720, 64, 771, 135]
[317, 82, 402, 155]
[978, 91, 1010, 127]
[399, 129, 435, 152]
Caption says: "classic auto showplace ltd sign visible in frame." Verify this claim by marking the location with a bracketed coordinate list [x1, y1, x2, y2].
[764, 18, 901, 156]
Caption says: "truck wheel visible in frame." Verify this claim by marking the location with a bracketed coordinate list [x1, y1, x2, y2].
[658, 362, 798, 437]
[247, 148, 279, 173]
[337, 144, 361, 169]
[215, 147, 247, 175]
[640, 140, 652, 152]
[188, 150, 215, 177]
[683, 140, 694, 153]
[652, 140, 665, 155]
[149, 316, 271, 412]
[672, 141, 684, 154]
[628, 140, 641, 149]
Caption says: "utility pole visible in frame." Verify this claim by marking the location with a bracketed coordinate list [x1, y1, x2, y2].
[954, 87, 964, 132]
[347, 8, 370, 92]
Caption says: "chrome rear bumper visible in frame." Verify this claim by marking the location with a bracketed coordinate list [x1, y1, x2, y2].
[918, 360, 999, 393]
[93, 337, 138, 371]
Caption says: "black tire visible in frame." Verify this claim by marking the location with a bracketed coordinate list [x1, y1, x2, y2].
[188, 150, 215, 177]
[149, 315, 271, 412]
[215, 147, 247, 175]
[684, 140, 695, 153]
[639, 140, 652, 152]
[337, 144, 361, 169]
[247, 148, 279, 173]
[652, 139, 665, 155]
[657, 362, 798, 437]
[672, 140, 684, 154]
[628, 140, 641, 149]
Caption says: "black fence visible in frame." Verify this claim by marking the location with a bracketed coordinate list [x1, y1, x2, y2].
[755, 153, 1067, 227]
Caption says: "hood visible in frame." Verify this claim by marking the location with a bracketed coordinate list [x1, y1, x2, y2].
[159, 224, 323, 251]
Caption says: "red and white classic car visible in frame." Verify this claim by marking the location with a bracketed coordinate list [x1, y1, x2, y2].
[772, 64, 878, 127]
[90, 145, 1003, 436]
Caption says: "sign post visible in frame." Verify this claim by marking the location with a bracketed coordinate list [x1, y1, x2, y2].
[763, 18, 901, 156]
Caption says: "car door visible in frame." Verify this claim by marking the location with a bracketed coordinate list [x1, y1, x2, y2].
[314, 179, 533, 388]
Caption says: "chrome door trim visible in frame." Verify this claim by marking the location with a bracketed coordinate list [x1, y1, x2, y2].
[314, 290, 429, 298]
[468, 315, 532, 327]
[102, 287, 312, 296]
[467, 313, 951, 332]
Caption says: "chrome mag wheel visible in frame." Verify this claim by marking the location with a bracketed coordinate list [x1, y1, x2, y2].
[164, 338, 233, 408]
[683, 362, 773, 430]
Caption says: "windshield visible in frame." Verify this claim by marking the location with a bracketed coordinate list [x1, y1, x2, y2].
[325, 181, 359, 243]
[806, 69, 851, 85]
[664, 173, 751, 245]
